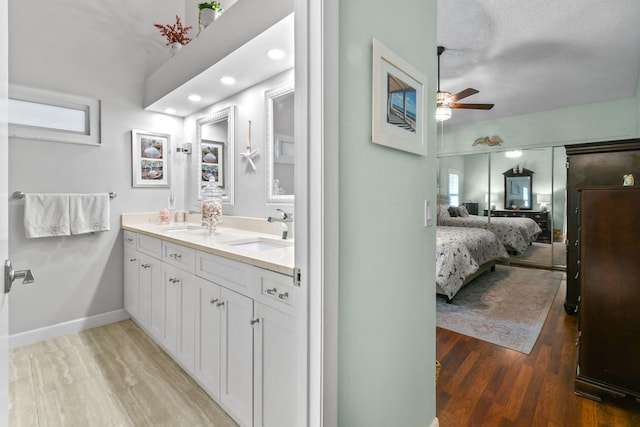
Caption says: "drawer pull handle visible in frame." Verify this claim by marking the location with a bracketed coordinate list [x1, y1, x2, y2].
[126, 237, 134, 242]
[169, 253, 182, 259]
[250, 318, 260, 326]
[142, 264, 151, 269]
[169, 278, 180, 284]
[216, 301, 225, 307]
[278, 292, 289, 300]
[210, 298, 219, 304]
[129, 258, 137, 262]
[266, 288, 277, 295]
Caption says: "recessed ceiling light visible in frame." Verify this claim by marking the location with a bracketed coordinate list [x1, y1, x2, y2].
[505, 150, 523, 158]
[188, 94, 202, 102]
[164, 108, 177, 115]
[267, 48, 285, 60]
[220, 76, 236, 85]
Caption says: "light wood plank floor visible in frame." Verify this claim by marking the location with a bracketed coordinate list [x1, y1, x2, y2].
[9, 319, 238, 427]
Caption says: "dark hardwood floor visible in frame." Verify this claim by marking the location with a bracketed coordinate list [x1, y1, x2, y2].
[436, 278, 640, 426]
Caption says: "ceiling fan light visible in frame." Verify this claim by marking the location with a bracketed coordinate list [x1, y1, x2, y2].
[436, 91, 450, 103]
[436, 106, 452, 121]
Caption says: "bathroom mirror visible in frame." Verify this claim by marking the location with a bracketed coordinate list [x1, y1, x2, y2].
[265, 82, 295, 203]
[196, 105, 235, 204]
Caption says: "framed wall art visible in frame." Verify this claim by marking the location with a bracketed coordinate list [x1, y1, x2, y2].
[131, 129, 171, 188]
[200, 140, 224, 189]
[372, 38, 428, 156]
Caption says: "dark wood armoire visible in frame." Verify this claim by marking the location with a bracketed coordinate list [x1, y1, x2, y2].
[575, 186, 640, 401]
[564, 139, 640, 314]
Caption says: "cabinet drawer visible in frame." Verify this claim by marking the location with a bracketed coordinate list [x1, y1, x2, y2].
[163, 241, 196, 274]
[196, 251, 251, 294]
[137, 234, 162, 259]
[257, 269, 297, 316]
[123, 230, 137, 249]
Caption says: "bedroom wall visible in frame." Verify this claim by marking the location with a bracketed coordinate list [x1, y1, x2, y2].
[437, 89, 640, 157]
[338, 0, 438, 425]
[8, 0, 187, 334]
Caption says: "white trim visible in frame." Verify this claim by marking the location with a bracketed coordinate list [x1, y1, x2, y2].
[8, 84, 101, 146]
[195, 105, 236, 205]
[429, 417, 440, 427]
[9, 309, 130, 349]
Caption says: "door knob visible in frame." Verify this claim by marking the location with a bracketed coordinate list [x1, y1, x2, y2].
[4, 259, 35, 294]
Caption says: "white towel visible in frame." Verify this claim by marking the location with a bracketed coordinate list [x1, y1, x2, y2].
[24, 194, 71, 238]
[69, 193, 111, 235]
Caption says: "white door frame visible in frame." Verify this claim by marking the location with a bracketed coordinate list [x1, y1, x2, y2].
[1, 0, 11, 424]
[296, 1, 339, 426]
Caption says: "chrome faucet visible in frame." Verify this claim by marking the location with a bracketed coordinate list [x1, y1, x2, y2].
[267, 209, 294, 240]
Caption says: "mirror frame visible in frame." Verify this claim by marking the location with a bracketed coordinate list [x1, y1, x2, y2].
[503, 167, 534, 210]
[265, 81, 295, 204]
[196, 105, 235, 204]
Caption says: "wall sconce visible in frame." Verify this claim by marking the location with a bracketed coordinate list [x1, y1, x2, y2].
[176, 143, 192, 154]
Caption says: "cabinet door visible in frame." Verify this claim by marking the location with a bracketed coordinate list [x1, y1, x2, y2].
[123, 248, 139, 319]
[220, 288, 254, 427]
[176, 271, 197, 374]
[162, 264, 181, 357]
[146, 255, 164, 341]
[138, 253, 161, 332]
[253, 302, 299, 427]
[195, 279, 223, 399]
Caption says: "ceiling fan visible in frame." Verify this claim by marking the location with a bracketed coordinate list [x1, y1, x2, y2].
[436, 46, 494, 121]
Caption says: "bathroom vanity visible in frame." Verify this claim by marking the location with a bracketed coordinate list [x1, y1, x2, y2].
[122, 214, 300, 427]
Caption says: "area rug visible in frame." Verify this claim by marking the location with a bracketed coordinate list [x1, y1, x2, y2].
[436, 265, 564, 354]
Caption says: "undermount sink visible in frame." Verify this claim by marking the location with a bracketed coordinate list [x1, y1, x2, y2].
[226, 237, 293, 252]
[160, 225, 203, 233]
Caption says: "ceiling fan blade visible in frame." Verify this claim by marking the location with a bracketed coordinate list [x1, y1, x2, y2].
[451, 103, 494, 110]
[447, 88, 479, 103]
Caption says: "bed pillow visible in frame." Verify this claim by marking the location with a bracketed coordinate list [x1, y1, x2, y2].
[448, 206, 460, 217]
[458, 206, 470, 217]
[437, 204, 450, 223]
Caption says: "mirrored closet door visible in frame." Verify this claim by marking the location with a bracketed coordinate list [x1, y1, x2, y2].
[438, 147, 567, 270]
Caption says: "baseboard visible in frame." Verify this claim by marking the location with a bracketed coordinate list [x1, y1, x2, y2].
[430, 417, 439, 427]
[9, 309, 130, 349]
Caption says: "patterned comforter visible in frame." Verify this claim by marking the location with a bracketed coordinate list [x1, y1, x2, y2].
[436, 226, 510, 300]
[439, 215, 541, 254]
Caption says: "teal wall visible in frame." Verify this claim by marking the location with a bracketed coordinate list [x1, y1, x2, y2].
[338, 1, 438, 425]
[437, 81, 640, 156]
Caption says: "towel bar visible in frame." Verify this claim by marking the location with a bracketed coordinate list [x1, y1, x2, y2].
[12, 191, 117, 200]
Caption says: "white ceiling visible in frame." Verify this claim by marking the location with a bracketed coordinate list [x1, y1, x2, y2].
[437, 0, 640, 126]
[145, 13, 294, 117]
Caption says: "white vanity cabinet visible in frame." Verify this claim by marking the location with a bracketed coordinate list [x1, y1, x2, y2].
[220, 287, 255, 427]
[123, 247, 139, 319]
[123, 231, 162, 332]
[161, 263, 198, 373]
[195, 279, 224, 399]
[253, 301, 299, 427]
[122, 229, 301, 427]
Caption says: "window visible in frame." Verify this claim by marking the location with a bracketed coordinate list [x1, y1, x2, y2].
[448, 172, 459, 206]
[8, 84, 101, 146]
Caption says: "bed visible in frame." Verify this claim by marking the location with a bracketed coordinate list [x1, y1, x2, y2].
[436, 226, 510, 302]
[437, 203, 541, 254]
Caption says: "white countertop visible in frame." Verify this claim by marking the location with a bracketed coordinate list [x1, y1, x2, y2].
[122, 215, 294, 276]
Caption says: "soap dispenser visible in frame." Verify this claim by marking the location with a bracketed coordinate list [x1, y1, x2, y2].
[201, 181, 224, 234]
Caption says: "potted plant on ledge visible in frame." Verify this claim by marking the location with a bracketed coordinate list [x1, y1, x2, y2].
[198, 2, 223, 34]
[154, 15, 192, 56]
